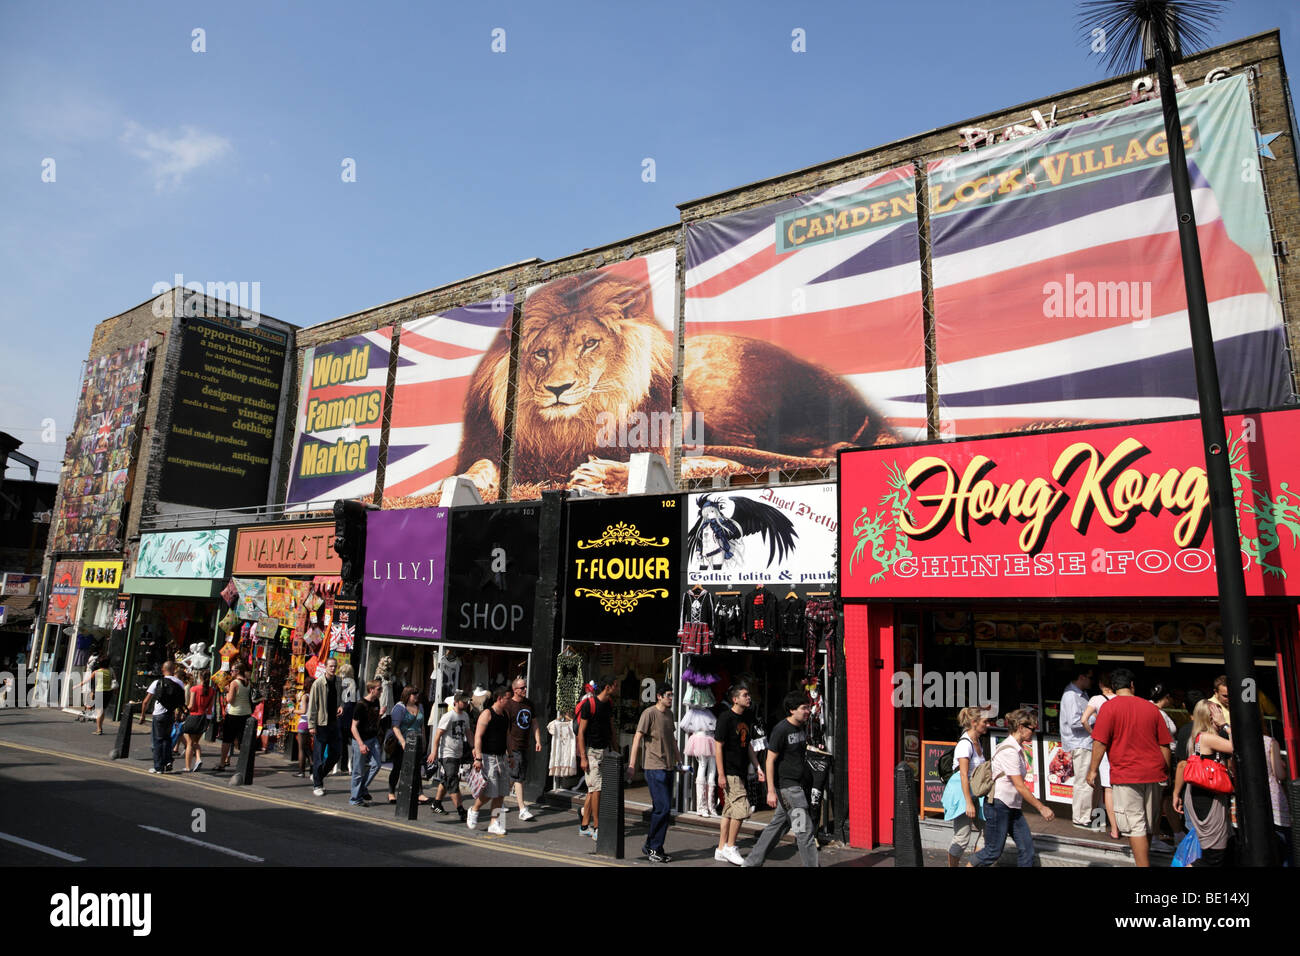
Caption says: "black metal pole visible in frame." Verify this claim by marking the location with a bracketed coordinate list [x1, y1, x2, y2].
[1151, 43, 1274, 866]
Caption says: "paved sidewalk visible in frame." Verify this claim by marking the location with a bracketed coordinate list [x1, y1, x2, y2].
[1, 708, 871, 867]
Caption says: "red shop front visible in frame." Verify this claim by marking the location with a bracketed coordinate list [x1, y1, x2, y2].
[837, 409, 1300, 849]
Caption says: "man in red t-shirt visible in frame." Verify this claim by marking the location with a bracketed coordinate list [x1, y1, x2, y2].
[1086, 668, 1171, 867]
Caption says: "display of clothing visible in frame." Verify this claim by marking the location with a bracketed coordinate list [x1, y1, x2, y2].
[713, 596, 742, 645]
[804, 598, 837, 676]
[434, 655, 461, 702]
[679, 704, 717, 735]
[680, 588, 715, 628]
[555, 651, 584, 716]
[779, 596, 806, 649]
[546, 718, 578, 776]
[743, 586, 779, 648]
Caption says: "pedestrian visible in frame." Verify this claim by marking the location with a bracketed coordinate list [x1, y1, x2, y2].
[1171, 699, 1235, 867]
[80, 658, 115, 735]
[1147, 683, 1182, 849]
[386, 685, 428, 805]
[576, 676, 618, 840]
[712, 684, 765, 865]
[349, 679, 383, 807]
[429, 691, 471, 820]
[1058, 666, 1094, 830]
[503, 676, 542, 823]
[469, 685, 512, 834]
[942, 705, 990, 866]
[181, 670, 215, 772]
[1208, 675, 1232, 734]
[970, 709, 1054, 866]
[219, 662, 253, 771]
[1081, 673, 1118, 838]
[294, 688, 312, 777]
[627, 686, 679, 863]
[139, 661, 186, 774]
[743, 691, 819, 867]
[1263, 725, 1291, 858]
[1086, 668, 1172, 867]
[308, 657, 342, 796]
[336, 663, 358, 776]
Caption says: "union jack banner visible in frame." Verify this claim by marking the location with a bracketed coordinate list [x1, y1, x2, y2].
[111, 608, 129, 631]
[330, 621, 355, 653]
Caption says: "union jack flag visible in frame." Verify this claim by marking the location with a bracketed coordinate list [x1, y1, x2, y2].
[330, 621, 355, 653]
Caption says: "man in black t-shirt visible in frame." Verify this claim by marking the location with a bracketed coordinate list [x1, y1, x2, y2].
[712, 685, 765, 865]
[576, 677, 619, 840]
[349, 680, 383, 806]
[744, 691, 819, 868]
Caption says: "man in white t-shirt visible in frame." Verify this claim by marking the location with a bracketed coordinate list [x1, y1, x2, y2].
[138, 661, 186, 774]
[428, 691, 471, 820]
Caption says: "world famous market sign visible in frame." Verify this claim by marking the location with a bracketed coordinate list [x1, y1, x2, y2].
[838, 409, 1300, 599]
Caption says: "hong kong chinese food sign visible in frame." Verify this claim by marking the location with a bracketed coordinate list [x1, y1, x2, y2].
[838, 410, 1300, 599]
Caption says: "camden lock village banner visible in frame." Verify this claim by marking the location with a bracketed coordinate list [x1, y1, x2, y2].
[564, 494, 683, 644]
[445, 503, 539, 648]
[839, 409, 1300, 600]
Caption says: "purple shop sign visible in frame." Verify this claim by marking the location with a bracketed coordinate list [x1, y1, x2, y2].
[363, 508, 449, 640]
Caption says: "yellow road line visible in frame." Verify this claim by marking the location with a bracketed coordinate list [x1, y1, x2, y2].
[0, 738, 616, 867]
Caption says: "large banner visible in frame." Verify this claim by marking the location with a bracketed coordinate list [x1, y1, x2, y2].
[286, 329, 392, 506]
[684, 167, 927, 473]
[444, 503, 540, 648]
[564, 494, 682, 645]
[45, 560, 83, 625]
[839, 408, 1300, 600]
[503, 249, 678, 500]
[383, 298, 514, 507]
[52, 341, 149, 553]
[686, 483, 837, 586]
[363, 508, 450, 640]
[929, 75, 1290, 437]
[159, 315, 288, 509]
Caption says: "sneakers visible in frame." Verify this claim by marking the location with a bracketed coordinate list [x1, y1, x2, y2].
[487, 819, 507, 835]
[715, 846, 744, 865]
[456, 806, 468, 822]
[647, 848, 672, 863]
[192, 760, 202, 773]
[350, 798, 373, 807]
[578, 824, 594, 838]
[466, 809, 479, 830]
[313, 787, 326, 797]
[590, 828, 598, 842]
[431, 802, 447, 815]
[149, 768, 161, 774]
[1149, 838, 1174, 853]
[517, 808, 536, 821]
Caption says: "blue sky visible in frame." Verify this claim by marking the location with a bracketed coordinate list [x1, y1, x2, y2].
[2, 0, 1296, 482]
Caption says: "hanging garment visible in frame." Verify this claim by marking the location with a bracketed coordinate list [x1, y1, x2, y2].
[713, 597, 742, 645]
[804, 598, 837, 676]
[742, 586, 779, 648]
[679, 705, 717, 735]
[555, 652, 584, 716]
[679, 622, 712, 655]
[680, 588, 715, 628]
[779, 596, 806, 650]
[546, 718, 578, 776]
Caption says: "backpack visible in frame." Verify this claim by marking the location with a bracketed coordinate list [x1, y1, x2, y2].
[572, 695, 594, 736]
[939, 737, 996, 798]
[154, 677, 185, 715]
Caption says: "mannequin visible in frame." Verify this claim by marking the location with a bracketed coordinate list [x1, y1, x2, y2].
[680, 658, 720, 816]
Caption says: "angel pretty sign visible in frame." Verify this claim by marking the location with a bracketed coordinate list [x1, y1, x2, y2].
[838, 410, 1300, 600]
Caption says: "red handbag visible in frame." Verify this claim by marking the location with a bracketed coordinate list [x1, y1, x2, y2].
[1184, 735, 1234, 794]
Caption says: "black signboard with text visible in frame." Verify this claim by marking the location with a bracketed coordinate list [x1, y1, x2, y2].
[563, 494, 683, 646]
[444, 503, 540, 648]
[159, 314, 288, 509]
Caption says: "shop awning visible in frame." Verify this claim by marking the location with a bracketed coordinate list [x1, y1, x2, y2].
[122, 578, 225, 599]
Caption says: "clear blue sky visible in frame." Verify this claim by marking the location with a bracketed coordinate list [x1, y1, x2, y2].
[2, 0, 1296, 482]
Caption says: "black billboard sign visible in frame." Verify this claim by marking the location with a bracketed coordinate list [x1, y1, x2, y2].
[159, 315, 288, 509]
[563, 494, 682, 646]
[445, 503, 540, 648]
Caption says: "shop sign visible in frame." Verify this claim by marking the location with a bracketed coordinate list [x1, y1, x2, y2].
[232, 521, 340, 575]
[136, 529, 230, 579]
[920, 740, 955, 814]
[564, 494, 682, 644]
[80, 561, 124, 589]
[686, 483, 836, 585]
[445, 504, 539, 648]
[840, 409, 1300, 599]
[1, 573, 39, 596]
[46, 561, 83, 624]
[362, 508, 449, 640]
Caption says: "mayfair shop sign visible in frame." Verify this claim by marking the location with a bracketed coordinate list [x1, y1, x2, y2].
[363, 508, 449, 641]
[839, 409, 1300, 600]
[136, 529, 230, 578]
[232, 521, 341, 575]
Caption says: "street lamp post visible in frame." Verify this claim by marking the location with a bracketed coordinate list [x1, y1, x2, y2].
[1080, 0, 1275, 865]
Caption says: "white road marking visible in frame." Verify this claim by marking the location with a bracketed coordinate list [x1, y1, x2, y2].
[137, 825, 265, 862]
[0, 830, 85, 862]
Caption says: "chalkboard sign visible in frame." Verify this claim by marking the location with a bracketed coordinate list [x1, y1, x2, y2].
[921, 739, 957, 815]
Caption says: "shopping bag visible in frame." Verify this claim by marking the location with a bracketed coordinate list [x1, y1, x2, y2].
[1171, 828, 1201, 867]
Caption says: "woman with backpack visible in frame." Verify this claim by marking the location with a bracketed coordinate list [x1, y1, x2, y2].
[942, 706, 991, 866]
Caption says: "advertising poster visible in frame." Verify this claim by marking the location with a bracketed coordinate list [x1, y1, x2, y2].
[444, 503, 540, 648]
[686, 482, 836, 586]
[135, 529, 230, 579]
[929, 75, 1290, 437]
[383, 298, 514, 507]
[564, 494, 683, 644]
[286, 328, 393, 507]
[840, 408, 1300, 600]
[45, 560, 83, 625]
[362, 508, 450, 640]
[52, 340, 149, 553]
[1044, 736, 1073, 804]
[159, 315, 288, 509]
[683, 167, 927, 478]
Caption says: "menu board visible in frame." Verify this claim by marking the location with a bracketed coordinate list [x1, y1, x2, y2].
[158, 314, 287, 509]
[966, 612, 1275, 650]
[52, 341, 150, 552]
[921, 739, 956, 814]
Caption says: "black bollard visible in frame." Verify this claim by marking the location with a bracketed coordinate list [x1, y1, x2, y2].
[594, 749, 625, 859]
[394, 732, 423, 821]
[894, 761, 924, 867]
[111, 702, 138, 759]
[1288, 779, 1300, 868]
[231, 717, 258, 786]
